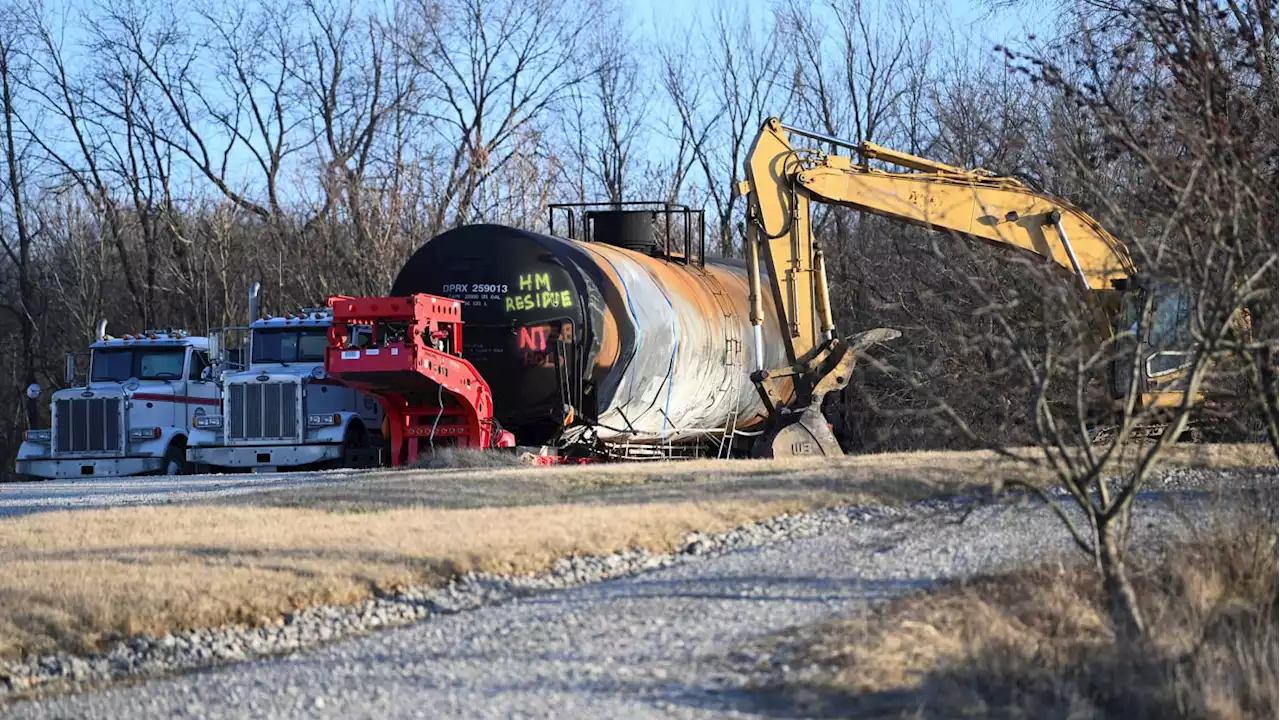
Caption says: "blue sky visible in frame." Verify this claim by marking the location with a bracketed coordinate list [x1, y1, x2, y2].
[629, 0, 1037, 53]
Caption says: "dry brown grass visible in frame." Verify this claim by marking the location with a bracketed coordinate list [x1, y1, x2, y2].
[751, 508, 1279, 719]
[1154, 442, 1277, 468]
[222, 444, 1277, 513]
[0, 448, 1037, 663]
[0, 499, 799, 659]
[218, 448, 1022, 513]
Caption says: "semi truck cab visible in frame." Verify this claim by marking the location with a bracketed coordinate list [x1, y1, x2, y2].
[17, 328, 218, 478]
[188, 300, 382, 472]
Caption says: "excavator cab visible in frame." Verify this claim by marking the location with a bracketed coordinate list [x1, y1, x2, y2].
[1112, 284, 1197, 407]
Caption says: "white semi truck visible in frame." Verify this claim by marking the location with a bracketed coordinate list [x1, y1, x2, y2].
[16, 323, 219, 478]
[188, 284, 382, 471]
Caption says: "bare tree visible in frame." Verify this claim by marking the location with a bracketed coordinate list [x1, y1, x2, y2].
[295, 0, 417, 297]
[777, 0, 935, 318]
[12, 4, 157, 322]
[98, 0, 310, 222]
[398, 0, 602, 233]
[661, 2, 788, 256]
[775, 0, 973, 451]
[560, 10, 646, 205]
[863, 0, 1278, 637]
[0, 6, 38, 427]
[782, 0, 927, 147]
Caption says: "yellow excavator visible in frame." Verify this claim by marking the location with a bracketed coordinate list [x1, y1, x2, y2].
[739, 117, 1199, 456]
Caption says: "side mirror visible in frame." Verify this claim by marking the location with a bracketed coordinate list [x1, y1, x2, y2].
[200, 366, 213, 381]
[64, 354, 76, 384]
[208, 333, 224, 365]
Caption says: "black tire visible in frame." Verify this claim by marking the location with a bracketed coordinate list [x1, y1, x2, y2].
[326, 423, 368, 469]
[162, 440, 189, 476]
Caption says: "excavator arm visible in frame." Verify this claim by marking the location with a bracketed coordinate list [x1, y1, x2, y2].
[744, 117, 1136, 295]
[739, 117, 1196, 455]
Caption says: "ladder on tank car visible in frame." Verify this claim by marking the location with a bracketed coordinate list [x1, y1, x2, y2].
[323, 294, 514, 466]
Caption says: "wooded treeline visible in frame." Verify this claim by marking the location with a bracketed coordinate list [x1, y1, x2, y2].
[0, 0, 1275, 467]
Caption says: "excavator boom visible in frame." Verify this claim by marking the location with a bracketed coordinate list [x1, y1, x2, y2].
[746, 118, 1136, 294]
[739, 117, 1197, 455]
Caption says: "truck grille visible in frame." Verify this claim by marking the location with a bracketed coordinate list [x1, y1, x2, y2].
[228, 382, 300, 441]
[54, 397, 122, 454]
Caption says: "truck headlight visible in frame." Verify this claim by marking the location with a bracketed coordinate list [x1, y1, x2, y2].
[307, 413, 341, 427]
[25, 429, 51, 443]
[194, 415, 224, 429]
[129, 427, 162, 440]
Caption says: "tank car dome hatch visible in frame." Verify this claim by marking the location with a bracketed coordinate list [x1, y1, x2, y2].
[586, 210, 657, 252]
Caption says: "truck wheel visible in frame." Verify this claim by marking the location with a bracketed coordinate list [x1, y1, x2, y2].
[162, 443, 189, 476]
[343, 425, 369, 466]
[325, 425, 368, 470]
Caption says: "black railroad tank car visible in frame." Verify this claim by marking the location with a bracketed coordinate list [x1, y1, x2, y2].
[391, 223, 789, 446]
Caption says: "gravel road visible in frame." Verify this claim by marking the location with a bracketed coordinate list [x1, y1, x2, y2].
[0, 471, 365, 518]
[4, 484, 1253, 720]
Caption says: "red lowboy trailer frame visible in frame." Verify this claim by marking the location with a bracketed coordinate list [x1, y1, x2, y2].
[323, 294, 514, 466]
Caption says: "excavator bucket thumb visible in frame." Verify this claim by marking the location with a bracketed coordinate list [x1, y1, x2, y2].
[848, 327, 901, 352]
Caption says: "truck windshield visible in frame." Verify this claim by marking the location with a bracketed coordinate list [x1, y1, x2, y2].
[91, 348, 186, 382]
[252, 328, 328, 364]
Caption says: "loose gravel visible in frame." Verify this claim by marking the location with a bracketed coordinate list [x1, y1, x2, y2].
[1, 467, 1273, 719]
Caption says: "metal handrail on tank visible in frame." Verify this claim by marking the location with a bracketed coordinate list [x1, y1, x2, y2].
[547, 201, 706, 267]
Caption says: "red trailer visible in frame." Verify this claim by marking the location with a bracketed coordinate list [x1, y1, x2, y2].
[324, 294, 514, 466]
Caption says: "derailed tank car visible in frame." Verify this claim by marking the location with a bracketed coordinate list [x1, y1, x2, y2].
[391, 205, 790, 452]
